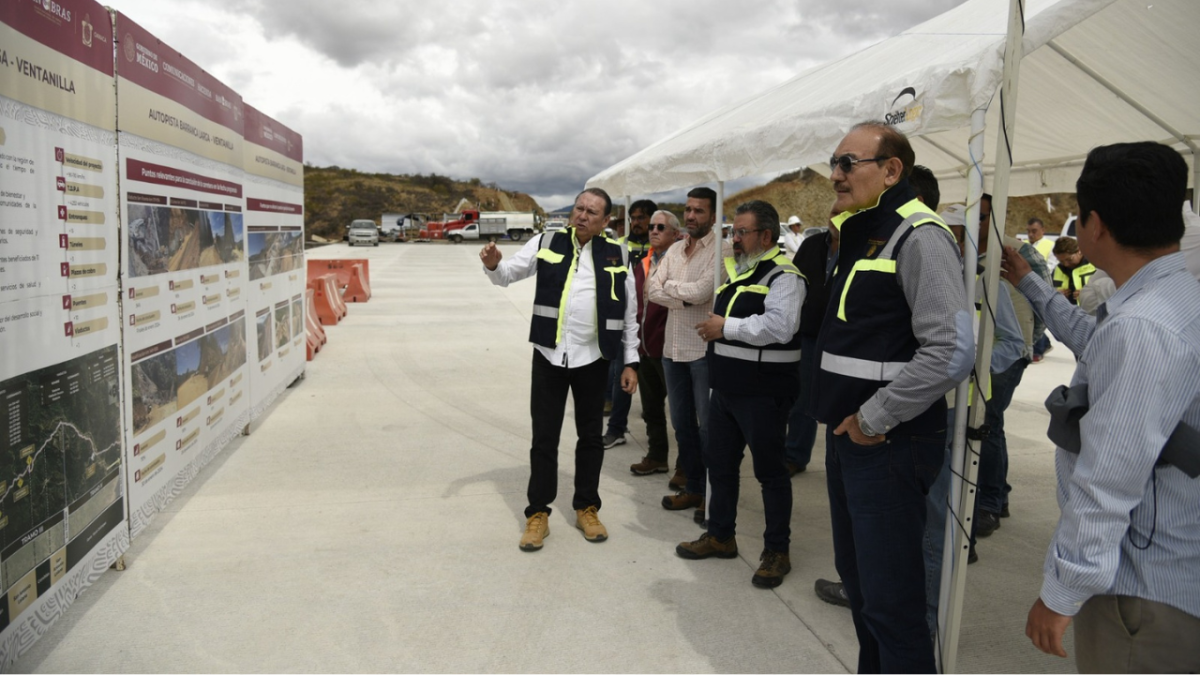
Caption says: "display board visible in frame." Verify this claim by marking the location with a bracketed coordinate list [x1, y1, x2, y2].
[0, 0, 129, 662]
[243, 105, 305, 419]
[113, 14, 250, 538]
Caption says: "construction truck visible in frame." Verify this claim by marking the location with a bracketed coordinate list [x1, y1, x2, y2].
[437, 210, 540, 243]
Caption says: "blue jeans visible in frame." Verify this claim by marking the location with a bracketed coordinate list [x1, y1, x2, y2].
[606, 356, 632, 435]
[663, 357, 710, 496]
[977, 359, 1027, 514]
[705, 389, 793, 551]
[1033, 334, 1050, 358]
[784, 334, 819, 469]
[827, 427, 942, 673]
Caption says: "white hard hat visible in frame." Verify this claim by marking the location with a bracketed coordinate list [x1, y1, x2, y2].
[787, 215, 802, 226]
[940, 203, 966, 227]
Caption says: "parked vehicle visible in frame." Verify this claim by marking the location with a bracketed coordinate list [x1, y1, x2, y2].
[441, 210, 540, 243]
[543, 218, 567, 235]
[348, 219, 379, 247]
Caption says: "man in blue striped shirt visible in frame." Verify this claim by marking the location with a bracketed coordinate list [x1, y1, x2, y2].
[1001, 142, 1200, 672]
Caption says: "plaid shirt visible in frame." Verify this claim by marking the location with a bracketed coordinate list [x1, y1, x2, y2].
[645, 229, 734, 363]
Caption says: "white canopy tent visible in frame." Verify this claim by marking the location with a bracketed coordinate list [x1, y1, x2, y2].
[587, 0, 1199, 671]
[587, 0, 1198, 201]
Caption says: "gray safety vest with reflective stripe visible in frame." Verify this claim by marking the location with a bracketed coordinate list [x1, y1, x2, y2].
[708, 247, 806, 397]
[529, 229, 629, 361]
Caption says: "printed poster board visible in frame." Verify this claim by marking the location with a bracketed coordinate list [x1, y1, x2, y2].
[243, 104, 305, 418]
[0, 0, 128, 664]
[114, 13, 250, 538]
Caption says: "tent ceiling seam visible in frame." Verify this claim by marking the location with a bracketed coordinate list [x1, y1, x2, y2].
[1046, 39, 1198, 153]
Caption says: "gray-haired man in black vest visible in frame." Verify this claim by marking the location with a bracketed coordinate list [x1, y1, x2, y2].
[481, 188, 640, 552]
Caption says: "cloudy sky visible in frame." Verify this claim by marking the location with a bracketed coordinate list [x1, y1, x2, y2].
[104, 0, 966, 209]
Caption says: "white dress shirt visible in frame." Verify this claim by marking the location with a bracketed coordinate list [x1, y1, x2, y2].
[485, 233, 640, 368]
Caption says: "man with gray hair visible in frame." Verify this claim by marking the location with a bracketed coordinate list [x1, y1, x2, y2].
[675, 200, 805, 590]
[629, 210, 682, 476]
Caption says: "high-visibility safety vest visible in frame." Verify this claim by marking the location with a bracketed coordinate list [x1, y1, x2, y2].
[1032, 237, 1054, 262]
[618, 235, 651, 265]
[708, 247, 806, 397]
[812, 183, 957, 435]
[1053, 260, 1097, 305]
[529, 229, 629, 361]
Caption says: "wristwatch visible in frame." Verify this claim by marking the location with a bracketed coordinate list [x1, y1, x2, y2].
[855, 410, 879, 437]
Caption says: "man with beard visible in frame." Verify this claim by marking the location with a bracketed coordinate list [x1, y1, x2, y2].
[648, 188, 734, 521]
[676, 200, 804, 590]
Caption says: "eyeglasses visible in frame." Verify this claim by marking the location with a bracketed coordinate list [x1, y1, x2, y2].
[649, 223, 671, 232]
[830, 154, 890, 174]
[732, 228, 762, 239]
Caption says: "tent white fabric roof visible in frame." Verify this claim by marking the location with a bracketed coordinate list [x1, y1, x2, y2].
[586, 0, 1199, 201]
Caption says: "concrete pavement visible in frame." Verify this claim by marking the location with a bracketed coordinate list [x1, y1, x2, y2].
[14, 240, 1080, 673]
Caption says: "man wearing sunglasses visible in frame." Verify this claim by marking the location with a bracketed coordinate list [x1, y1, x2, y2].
[813, 122, 972, 672]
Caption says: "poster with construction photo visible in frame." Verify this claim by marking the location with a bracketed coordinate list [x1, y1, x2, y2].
[243, 104, 304, 420]
[114, 13, 249, 537]
[0, 0, 128, 664]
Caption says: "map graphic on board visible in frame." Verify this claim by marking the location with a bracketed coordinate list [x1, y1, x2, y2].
[0, 346, 122, 590]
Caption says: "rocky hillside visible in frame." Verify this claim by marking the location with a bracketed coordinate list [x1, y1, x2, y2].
[725, 169, 1081, 236]
[304, 166, 542, 240]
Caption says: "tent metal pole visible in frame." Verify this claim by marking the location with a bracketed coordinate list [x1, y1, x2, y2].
[937, 106, 987, 674]
[946, 2, 1027, 672]
[703, 180, 725, 524]
[624, 195, 631, 237]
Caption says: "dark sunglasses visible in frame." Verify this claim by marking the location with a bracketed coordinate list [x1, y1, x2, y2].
[830, 154, 890, 174]
[649, 223, 670, 232]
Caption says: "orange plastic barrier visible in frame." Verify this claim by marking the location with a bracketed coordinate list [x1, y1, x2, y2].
[344, 263, 371, 303]
[305, 289, 325, 361]
[307, 259, 371, 290]
[310, 274, 343, 326]
[325, 274, 348, 319]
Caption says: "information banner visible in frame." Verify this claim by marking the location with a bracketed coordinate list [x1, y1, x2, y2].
[243, 105, 304, 418]
[114, 14, 249, 538]
[0, 0, 128, 665]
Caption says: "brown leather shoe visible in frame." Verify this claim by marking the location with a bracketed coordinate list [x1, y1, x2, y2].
[575, 506, 608, 543]
[519, 512, 549, 552]
[752, 550, 791, 588]
[676, 533, 738, 559]
[668, 469, 686, 490]
[630, 456, 669, 475]
[661, 491, 704, 511]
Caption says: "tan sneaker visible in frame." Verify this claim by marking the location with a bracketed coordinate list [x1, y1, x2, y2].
[668, 469, 687, 490]
[676, 533, 738, 559]
[575, 506, 608, 542]
[752, 550, 791, 588]
[630, 456, 669, 475]
[519, 512, 549, 552]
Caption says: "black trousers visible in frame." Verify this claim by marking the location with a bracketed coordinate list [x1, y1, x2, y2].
[636, 356, 671, 463]
[705, 389, 794, 552]
[526, 350, 608, 518]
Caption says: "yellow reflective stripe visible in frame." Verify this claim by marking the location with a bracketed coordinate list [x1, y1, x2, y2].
[603, 266, 626, 301]
[896, 199, 933, 219]
[556, 235, 581, 344]
[723, 285, 769, 319]
[837, 259, 896, 321]
[535, 249, 565, 263]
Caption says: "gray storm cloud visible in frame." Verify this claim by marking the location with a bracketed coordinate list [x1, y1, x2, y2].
[112, 0, 967, 205]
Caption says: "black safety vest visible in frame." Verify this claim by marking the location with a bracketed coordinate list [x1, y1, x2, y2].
[811, 183, 956, 434]
[708, 247, 806, 397]
[529, 229, 628, 361]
